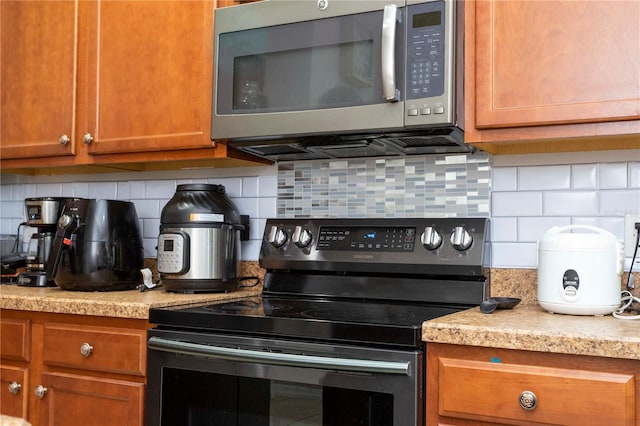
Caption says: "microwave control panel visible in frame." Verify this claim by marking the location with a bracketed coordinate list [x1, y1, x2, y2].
[406, 1, 446, 100]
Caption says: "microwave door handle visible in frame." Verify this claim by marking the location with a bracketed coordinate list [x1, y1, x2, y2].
[381, 4, 399, 102]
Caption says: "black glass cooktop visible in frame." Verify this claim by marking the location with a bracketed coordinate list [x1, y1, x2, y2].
[149, 296, 463, 348]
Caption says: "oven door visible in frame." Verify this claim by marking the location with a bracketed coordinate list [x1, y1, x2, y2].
[146, 329, 423, 426]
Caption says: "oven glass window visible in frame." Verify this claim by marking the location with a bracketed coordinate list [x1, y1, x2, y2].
[160, 368, 393, 425]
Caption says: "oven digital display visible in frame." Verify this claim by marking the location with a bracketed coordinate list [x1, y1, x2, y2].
[317, 227, 415, 252]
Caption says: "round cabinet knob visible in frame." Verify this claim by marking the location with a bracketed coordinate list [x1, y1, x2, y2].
[450, 226, 473, 251]
[8, 382, 22, 395]
[80, 342, 93, 358]
[421, 226, 442, 250]
[268, 226, 288, 248]
[82, 133, 93, 144]
[34, 385, 48, 399]
[58, 134, 70, 145]
[292, 226, 313, 248]
[518, 390, 538, 411]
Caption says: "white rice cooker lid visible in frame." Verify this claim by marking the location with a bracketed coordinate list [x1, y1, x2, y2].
[538, 225, 621, 252]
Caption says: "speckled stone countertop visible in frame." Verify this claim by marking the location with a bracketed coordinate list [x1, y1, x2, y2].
[0, 261, 265, 320]
[422, 303, 640, 360]
[0, 284, 262, 319]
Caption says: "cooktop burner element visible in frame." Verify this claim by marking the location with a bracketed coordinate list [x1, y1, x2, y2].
[149, 217, 490, 348]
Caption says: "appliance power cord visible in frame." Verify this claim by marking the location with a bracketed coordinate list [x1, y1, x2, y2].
[614, 228, 640, 320]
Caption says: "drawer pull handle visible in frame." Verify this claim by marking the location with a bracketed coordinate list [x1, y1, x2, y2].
[80, 342, 94, 358]
[8, 382, 22, 395]
[34, 385, 47, 399]
[519, 390, 538, 410]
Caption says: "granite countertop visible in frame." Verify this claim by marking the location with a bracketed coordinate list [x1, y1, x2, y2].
[0, 284, 262, 320]
[422, 303, 640, 360]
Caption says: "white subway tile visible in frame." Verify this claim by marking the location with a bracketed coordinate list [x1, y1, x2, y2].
[599, 163, 627, 189]
[258, 175, 278, 197]
[543, 191, 598, 216]
[132, 199, 160, 219]
[490, 217, 517, 242]
[210, 178, 242, 197]
[0, 185, 12, 201]
[490, 167, 517, 192]
[598, 217, 625, 240]
[600, 189, 640, 215]
[258, 197, 277, 219]
[249, 218, 266, 240]
[629, 162, 640, 188]
[492, 192, 543, 216]
[240, 240, 261, 261]
[518, 165, 570, 190]
[116, 182, 131, 200]
[145, 180, 176, 199]
[571, 164, 597, 189]
[518, 217, 570, 242]
[571, 217, 599, 228]
[143, 218, 161, 239]
[72, 182, 90, 198]
[130, 181, 146, 199]
[142, 238, 158, 259]
[87, 182, 117, 199]
[491, 242, 538, 268]
[242, 177, 259, 197]
[232, 198, 259, 219]
[35, 183, 62, 197]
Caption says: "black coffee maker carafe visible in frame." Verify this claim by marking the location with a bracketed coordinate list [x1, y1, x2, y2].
[18, 197, 67, 287]
[47, 198, 144, 291]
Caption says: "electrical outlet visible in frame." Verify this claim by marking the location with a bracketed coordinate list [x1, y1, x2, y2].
[624, 214, 640, 258]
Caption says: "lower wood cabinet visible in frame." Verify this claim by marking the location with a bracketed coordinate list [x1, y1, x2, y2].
[427, 343, 639, 425]
[0, 310, 149, 426]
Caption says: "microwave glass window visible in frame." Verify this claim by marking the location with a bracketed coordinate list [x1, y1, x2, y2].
[159, 368, 394, 425]
[218, 10, 400, 115]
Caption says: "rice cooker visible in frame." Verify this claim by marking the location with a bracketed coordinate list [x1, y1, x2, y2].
[537, 225, 623, 315]
[157, 184, 249, 293]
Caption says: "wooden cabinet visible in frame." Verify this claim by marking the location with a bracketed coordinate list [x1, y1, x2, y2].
[465, 0, 640, 154]
[0, 310, 148, 426]
[0, 0, 266, 175]
[427, 343, 639, 425]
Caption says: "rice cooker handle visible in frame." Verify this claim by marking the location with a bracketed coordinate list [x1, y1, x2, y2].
[544, 224, 624, 274]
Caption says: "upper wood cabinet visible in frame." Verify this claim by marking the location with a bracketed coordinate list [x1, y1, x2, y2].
[465, 0, 640, 154]
[0, 0, 266, 174]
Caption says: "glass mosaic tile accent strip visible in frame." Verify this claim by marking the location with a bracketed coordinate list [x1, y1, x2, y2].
[277, 154, 491, 218]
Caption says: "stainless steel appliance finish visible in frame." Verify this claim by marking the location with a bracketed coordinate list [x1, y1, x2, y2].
[212, 0, 469, 160]
[147, 217, 489, 426]
[18, 197, 67, 287]
[157, 184, 250, 293]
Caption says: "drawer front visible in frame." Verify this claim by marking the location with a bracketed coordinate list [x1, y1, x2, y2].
[0, 365, 29, 419]
[43, 323, 146, 376]
[0, 319, 30, 362]
[439, 357, 635, 425]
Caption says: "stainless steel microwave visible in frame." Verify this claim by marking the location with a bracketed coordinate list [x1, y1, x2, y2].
[212, 0, 471, 161]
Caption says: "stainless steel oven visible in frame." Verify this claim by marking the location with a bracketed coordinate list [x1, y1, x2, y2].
[146, 217, 490, 425]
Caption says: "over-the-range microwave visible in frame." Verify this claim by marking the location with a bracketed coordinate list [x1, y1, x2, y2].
[212, 0, 472, 161]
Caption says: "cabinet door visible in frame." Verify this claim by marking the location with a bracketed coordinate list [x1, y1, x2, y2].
[39, 372, 144, 426]
[79, 0, 215, 156]
[0, 0, 78, 160]
[0, 365, 29, 419]
[475, 0, 640, 129]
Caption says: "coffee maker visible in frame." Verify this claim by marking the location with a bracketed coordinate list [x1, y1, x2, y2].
[17, 197, 67, 287]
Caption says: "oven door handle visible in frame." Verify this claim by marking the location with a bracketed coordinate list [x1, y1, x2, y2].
[148, 337, 411, 375]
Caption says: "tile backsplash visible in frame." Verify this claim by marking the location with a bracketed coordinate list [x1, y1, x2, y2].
[1, 150, 638, 268]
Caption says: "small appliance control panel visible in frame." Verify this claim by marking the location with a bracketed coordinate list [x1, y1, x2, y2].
[261, 218, 489, 276]
[157, 232, 190, 274]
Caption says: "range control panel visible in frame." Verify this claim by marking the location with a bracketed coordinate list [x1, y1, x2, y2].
[260, 218, 489, 277]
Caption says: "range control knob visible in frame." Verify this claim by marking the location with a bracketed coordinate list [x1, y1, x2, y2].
[451, 226, 473, 251]
[421, 226, 442, 250]
[292, 226, 313, 248]
[268, 226, 288, 248]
